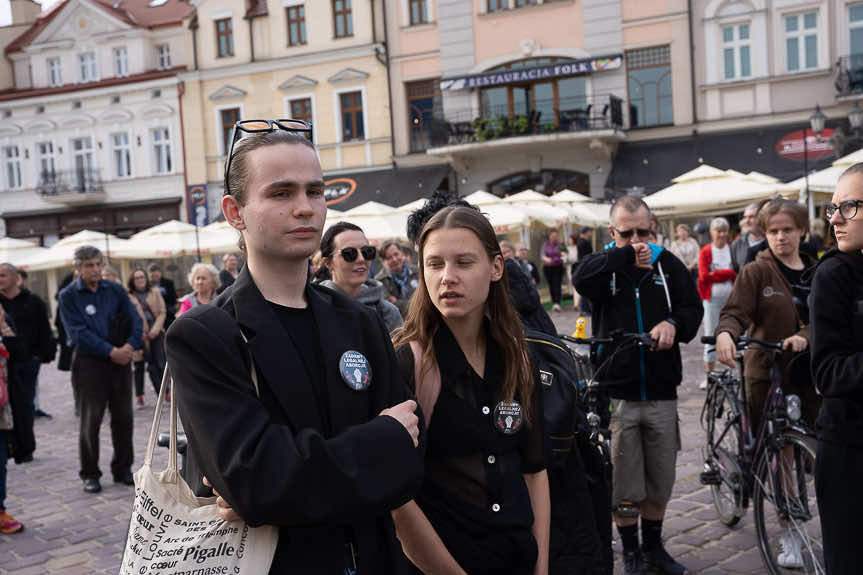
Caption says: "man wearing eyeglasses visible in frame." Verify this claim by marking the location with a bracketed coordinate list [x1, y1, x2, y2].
[573, 196, 702, 575]
[810, 163, 863, 575]
[166, 122, 424, 575]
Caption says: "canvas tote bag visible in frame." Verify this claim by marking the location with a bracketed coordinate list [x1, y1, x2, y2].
[120, 363, 278, 574]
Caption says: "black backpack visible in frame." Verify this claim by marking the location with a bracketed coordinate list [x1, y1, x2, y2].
[524, 329, 611, 575]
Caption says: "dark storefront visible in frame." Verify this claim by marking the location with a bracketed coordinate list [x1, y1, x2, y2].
[324, 164, 451, 211]
[3, 199, 181, 245]
[607, 120, 853, 196]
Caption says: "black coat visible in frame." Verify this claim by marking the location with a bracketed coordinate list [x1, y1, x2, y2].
[573, 244, 703, 400]
[166, 267, 424, 574]
[0, 289, 55, 363]
[504, 258, 557, 336]
[810, 249, 863, 446]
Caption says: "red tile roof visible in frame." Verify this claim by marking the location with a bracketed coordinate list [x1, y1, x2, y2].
[5, 0, 195, 55]
[0, 65, 185, 102]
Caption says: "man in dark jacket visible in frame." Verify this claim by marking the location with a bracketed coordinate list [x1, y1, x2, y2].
[810, 163, 863, 575]
[573, 196, 702, 575]
[0, 263, 55, 463]
[500, 241, 557, 336]
[167, 128, 423, 574]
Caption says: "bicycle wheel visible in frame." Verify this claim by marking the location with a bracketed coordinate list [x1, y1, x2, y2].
[705, 385, 745, 526]
[752, 431, 823, 575]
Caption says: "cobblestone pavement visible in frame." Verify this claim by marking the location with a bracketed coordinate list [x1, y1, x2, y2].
[0, 307, 770, 574]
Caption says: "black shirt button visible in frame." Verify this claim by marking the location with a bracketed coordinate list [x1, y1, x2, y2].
[487, 455, 496, 464]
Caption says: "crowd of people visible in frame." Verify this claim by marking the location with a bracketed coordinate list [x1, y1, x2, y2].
[0, 120, 861, 575]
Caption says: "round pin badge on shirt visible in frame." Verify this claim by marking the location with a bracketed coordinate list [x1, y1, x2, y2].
[85, 304, 97, 316]
[339, 350, 372, 391]
[493, 400, 523, 435]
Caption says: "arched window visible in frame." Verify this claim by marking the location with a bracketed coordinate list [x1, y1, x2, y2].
[479, 58, 587, 127]
[488, 169, 589, 197]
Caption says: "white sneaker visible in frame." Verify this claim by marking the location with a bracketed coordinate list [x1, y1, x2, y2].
[699, 379, 708, 390]
[552, 303, 561, 312]
[777, 530, 804, 569]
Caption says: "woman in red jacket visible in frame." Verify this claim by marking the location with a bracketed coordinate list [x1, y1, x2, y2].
[697, 217, 736, 388]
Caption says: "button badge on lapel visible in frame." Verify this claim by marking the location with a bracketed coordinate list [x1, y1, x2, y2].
[339, 350, 372, 391]
[493, 400, 523, 435]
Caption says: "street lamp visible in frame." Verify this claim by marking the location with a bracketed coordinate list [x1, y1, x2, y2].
[849, 102, 863, 131]
[804, 105, 827, 222]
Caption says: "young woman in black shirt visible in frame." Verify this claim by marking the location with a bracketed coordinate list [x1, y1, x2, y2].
[391, 206, 550, 575]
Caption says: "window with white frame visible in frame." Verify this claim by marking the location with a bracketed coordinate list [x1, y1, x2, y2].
[111, 132, 131, 178]
[785, 12, 818, 71]
[156, 44, 171, 69]
[114, 47, 129, 77]
[3, 146, 21, 189]
[850, 4, 863, 56]
[79, 52, 98, 82]
[48, 57, 62, 87]
[722, 23, 751, 79]
[36, 142, 55, 182]
[152, 127, 172, 174]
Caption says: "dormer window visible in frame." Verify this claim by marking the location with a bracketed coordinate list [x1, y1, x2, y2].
[114, 47, 129, 77]
[79, 52, 98, 83]
[48, 57, 62, 87]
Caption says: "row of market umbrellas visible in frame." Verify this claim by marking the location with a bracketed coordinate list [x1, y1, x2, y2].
[1, 188, 606, 271]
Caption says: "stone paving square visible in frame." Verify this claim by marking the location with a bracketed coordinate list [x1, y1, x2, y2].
[1, 308, 780, 573]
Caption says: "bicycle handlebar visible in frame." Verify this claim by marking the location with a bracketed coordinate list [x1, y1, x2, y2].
[700, 334, 784, 351]
[560, 330, 656, 350]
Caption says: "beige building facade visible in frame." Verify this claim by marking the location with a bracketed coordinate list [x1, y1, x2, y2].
[0, 0, 192, 244]
[179, 0, 403, 217]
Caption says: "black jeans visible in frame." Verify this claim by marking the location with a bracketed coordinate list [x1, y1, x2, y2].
[134, 333, 166, 397]
[544, 265, 564, 305]
[815, 439, 863, 575]
[8, 359, 39, 462]
[72, 353, 133, 480]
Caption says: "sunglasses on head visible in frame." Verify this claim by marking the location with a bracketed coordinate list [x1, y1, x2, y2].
[613, 227, 652, 239]
[339, 246, 377, 262]
[223, 118, 314, 192]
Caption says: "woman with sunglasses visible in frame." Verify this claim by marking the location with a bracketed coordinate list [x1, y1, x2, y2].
[697, 217, 736, 388]
[315, 222, 403, 333]
[391, 205, 550, 575]
[810, 163, 863, 575]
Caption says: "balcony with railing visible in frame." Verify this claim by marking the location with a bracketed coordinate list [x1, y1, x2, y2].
[414, 94, 624, 153]
[36, 168, 106, 205]
[835, 55, 863, 97]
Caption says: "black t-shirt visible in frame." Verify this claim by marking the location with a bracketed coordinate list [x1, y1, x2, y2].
[773, 255, 810, 325]
[268, 302, 329, 432]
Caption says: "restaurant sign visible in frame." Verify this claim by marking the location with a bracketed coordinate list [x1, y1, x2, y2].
[775, 129, 836, 162]
[440, 55, 622, 92]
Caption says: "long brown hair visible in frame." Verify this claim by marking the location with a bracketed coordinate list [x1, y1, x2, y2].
[393, 206, 534, 423]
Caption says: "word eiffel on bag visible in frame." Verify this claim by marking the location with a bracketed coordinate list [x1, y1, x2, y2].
[119, 362, 278, 575]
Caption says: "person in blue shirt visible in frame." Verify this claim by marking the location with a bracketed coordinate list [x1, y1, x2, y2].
[58, 245, 141, 494]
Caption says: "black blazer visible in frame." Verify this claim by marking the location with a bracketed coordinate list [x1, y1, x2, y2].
[166, 267, 424, 574]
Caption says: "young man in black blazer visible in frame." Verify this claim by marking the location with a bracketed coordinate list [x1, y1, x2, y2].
[166, 127, 423, 575]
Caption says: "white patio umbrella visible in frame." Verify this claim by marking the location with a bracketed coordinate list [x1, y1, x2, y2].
[566, 202, 612, 228]
[24, 230, 130, 271]
[457, 192, 531, 233]
[645, 165, 796, 218]
[0, 237, 50, 269]
[326, 201, 408, 241]
[118, 220, 209, 259]
[502, 190, 568, 228]
[549, 189, 591, 204]
[785, 147, 863, 196]
[197, 220, 242, 254]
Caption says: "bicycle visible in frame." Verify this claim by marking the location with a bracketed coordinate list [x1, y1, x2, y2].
[560, 330, 657, 575]
[700, 334, 822, 575]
